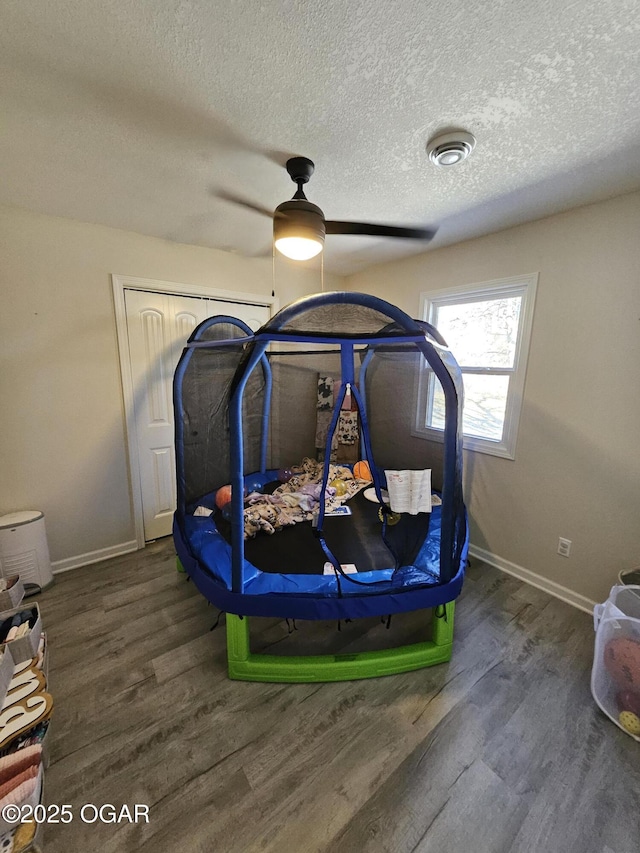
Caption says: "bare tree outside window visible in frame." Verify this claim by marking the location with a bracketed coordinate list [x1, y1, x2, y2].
[416, 276, 538, 459]
[430, 296, 521, 440]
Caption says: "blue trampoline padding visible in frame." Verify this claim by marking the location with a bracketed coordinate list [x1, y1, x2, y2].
[184, 497, 446, 590]
[173, 506, 468, 621]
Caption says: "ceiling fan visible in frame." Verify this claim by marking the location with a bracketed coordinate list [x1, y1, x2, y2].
[222, 157, 437, 261]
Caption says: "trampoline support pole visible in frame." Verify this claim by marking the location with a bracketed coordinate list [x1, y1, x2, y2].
[225, 601, 455, 683]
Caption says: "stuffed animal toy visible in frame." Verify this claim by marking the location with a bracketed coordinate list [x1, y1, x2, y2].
[604, 636, 640, 691]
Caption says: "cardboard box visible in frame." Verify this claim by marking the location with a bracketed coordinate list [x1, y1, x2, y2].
[0, 603, 42, 664]
[0, 575, 25, 612]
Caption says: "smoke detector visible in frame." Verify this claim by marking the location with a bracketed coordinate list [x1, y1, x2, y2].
[426, 131, 476, 167]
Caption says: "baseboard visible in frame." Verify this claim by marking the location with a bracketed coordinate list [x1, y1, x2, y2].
[468, 543, 596, 615]
[51, 540, 139, 574]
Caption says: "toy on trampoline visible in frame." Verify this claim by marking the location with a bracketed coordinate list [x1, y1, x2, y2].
[173, 292, 469, 681]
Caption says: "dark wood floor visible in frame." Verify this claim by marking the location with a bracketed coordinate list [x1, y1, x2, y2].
[36, 538, 638, 853]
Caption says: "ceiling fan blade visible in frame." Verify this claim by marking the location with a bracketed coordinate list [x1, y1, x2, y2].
[325, 221, 437, 241]
[216, 190, 273, 219]
[249, 244, 273, 258]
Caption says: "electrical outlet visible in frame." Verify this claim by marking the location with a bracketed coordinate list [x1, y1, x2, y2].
[557, 537, 572, 557]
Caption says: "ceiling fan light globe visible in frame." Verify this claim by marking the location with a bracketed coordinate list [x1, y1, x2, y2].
[274, 236, 324, 261]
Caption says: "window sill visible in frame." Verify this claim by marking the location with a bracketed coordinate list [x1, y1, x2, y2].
[410, 426, 516, 460]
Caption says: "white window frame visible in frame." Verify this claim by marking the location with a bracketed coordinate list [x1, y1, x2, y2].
[414, 273, 538, 459]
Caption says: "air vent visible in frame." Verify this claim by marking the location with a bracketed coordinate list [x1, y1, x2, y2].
[426, 131, 476, 167]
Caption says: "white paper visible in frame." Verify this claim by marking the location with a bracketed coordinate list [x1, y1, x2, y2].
[323, 562, 357, 575]
[384, 469, 432, 514]
[194, 506, 214, 517]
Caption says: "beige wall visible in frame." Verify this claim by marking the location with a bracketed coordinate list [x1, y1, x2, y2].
[346, 192, 640, 603]
[0, 204, 336, 564]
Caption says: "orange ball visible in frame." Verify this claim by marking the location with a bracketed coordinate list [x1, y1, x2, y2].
[353, 461, 372, 481]
[215, 485, 232, 509]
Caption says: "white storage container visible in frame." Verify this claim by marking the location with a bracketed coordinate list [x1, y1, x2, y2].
[0, 511, 53, 590]
[591, 585, 640, 741]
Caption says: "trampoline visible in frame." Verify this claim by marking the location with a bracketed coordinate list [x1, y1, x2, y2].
[173, 292, 469, 681]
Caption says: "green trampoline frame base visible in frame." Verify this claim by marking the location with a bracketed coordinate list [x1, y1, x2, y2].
[225, 601, 455, 683]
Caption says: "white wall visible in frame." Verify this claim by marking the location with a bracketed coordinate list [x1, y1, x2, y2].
[346, 192, 640, 604]
[0, 204, 338, 565]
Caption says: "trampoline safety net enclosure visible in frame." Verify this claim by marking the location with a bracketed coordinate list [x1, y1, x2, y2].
[173, 292, 469, 634]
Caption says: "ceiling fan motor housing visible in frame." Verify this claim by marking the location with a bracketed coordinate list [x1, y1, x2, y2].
[274, 198, 326, 245]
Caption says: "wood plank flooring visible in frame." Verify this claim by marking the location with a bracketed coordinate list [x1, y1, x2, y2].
[35, 539, 639, 853]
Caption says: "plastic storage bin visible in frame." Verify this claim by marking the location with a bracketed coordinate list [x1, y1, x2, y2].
[0, 512, 53, 590]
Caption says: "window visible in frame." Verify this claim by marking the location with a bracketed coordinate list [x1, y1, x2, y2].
[414, 274, 538, 458]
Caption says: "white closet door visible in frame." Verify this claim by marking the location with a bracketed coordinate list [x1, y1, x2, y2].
[208, 300, 269, 332]
[125, 290, 269, 541]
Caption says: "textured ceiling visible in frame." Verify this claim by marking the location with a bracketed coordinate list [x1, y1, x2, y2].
[1, 0, 639, 274]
